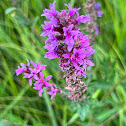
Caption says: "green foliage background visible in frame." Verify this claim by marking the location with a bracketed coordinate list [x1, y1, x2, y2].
[0, 0, 126, 125]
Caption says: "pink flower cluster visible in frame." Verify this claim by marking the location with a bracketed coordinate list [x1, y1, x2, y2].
[15, 59, 61, 100]
[41, 2, 95, 101]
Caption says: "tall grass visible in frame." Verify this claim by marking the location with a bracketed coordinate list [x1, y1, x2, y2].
[0, 0, 126, 125]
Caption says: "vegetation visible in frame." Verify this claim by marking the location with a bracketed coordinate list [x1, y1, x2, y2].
[0, 0, 126, 125]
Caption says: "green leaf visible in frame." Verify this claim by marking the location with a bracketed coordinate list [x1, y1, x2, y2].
[43, 89, 58, 126]
[77, 103, 89, 121]
[0, 85, 30, 119]
[5, 7, 16, 15]
[32, 16, 39, 27]
[90, 80, 113, 89]
[69, 102, 89, 121]
[0, 120, 12, 126]
[13, 13, 29, 26]
[66, 113, 79, 125]
[96, 106, 122, 123]
[5, 113, 25, 125]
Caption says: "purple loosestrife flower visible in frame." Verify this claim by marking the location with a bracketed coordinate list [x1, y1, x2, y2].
[23, 61, 47, 86]
[97, 11, 103, 17]
[63, 48, 85, 70]
[33, 72, 52, 96]
[44, 47, 59, 59]
[64, 3, 80, 16]
[41, 1, 57, 19]
[76, 68, 86, 78]
[63, 26, 81, 51]
[94, 3, 101, 9]
[34, 72, 52, 87]
[15, 66, 24, 76]
[48, 87, 58, 100]
[16, 59, 61, 100]
[15, 59, 30, 76]
[95, 26, 100, 35]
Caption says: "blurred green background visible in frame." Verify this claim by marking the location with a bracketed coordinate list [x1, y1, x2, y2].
[0, 0, 126, 125]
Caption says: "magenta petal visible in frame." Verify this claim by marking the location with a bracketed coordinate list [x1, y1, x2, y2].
[87, 60, 95, 66]
[29, 78, 32, 86]
[44, 51, 59, 59]
[66, 77, 68, 83]
[48, 92, 52, 95]
[77, 15, 90, 23]
[41, 65, 47, 70]
[44, 82, 52, 87]
[76, 71, 80, 77]
[36, 61, 39, 68]
[26, 59, 30, 66]
[41, 32, 47, 37]
[20, 63, 26, 68]
[94, 3, 101, 9]
[50, 94, 55, 100]
[68, 44, 73, 52]
[40, 72, 44, 79]
[23, 73, 29, 78]
[82, 72, 86, 78]
[34, 75, 39, 80]
[15, 66, 23, 76]
[30, 61, 36, 68]
[86, 49, 95, 57]
[97, 11, 103, 17]
[63, 54, 71, 58]
[39, 89, 43, 97]
[38, 83, 43, 90]
[72, 59, 80, 70]
[67, 39, 74, 52]
[45, 75, 52, 81]
[95, 26, 100, 35]
[63, 27, 67, 36]
[33, 86, 38, 90]
[69, 24, 74, 30]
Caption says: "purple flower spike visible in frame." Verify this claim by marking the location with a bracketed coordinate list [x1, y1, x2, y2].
[40, 1, 98, 102]
[94, 3, 101, 9]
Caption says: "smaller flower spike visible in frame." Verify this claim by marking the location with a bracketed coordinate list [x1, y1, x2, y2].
[15, 59, 61, 100]
[84, 0, 103, 40]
